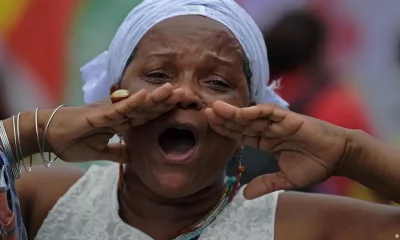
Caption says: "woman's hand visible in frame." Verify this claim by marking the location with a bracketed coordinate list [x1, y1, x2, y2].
[205, 101, 351, 199]
[41, 83, 184, 163]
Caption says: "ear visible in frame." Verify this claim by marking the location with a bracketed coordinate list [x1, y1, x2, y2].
[110, 83, 121, 95]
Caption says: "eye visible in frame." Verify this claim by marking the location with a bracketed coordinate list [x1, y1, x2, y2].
[206, 79, 232, 90]
[146, 72, 169, 79]
[143, 70, 172, 83]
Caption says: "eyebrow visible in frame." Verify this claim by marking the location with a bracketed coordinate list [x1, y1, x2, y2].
[204, 52, 236, 65]
[146, 51, 236, 65]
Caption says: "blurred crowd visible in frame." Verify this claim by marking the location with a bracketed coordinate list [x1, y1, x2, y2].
[1, 0, 399, 204]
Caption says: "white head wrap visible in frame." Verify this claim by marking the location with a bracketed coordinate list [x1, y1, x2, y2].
[81, 0, 288, 107]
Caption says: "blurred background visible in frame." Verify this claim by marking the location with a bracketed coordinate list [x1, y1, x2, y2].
[0, 0, 399, 203]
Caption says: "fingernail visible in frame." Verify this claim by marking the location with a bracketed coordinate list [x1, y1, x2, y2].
[111, 89, 130, 103]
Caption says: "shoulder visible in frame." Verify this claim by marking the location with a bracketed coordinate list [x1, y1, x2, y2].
[16, 164, 85, 238]
[27, 163, 119, 212]
[34, 163, 127, 240]
[275, 191, 399, 240]
[16, 163, 96, 239]
[275, 191, 333, 240]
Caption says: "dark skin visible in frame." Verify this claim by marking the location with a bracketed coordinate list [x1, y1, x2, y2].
[116, 16, 248, 238]
[4, 16, 398, 240]
[17, 16, 249, 239]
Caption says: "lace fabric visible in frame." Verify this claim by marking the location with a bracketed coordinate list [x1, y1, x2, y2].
[36, 163, 280, 240]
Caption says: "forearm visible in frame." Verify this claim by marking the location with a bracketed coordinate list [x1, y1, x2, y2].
[340, 130, 400, 203]
[0, 110, 49, 160]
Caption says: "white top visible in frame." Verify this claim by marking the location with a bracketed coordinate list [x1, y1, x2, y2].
[36, 163, 281, 240]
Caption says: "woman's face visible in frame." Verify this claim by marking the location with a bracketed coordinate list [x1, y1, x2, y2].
[118, 15, 250, 198]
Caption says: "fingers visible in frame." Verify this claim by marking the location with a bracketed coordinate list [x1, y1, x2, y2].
[204, 121, 260, 149]
[142, 85, 185, 116]
[113, 88, 149, 116]
[209, 102, 264, 134]
[243, 172, 295, 200]
[86, 89, 147, 128]
[90, 83, 186, 129]
[206, 102, 296, 142]
[149, 83, 176, 103]
[205, 107, 260, 147]
[211, 100, 287, 124]
[118, 83, 185, 122]
[204, 104, 268, 142]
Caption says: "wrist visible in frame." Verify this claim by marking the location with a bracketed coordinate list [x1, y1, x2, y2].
[335, 129, 366, 178]
[12, 109, 53, 157]
[35, 109, 55, 153]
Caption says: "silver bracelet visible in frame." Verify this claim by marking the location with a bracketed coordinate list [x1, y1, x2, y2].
[37, 105, 65, 167]
[35, 108, 46, 166]
[12, 116, 22, 172]
[0, 120, 20, 179]
[35, 108, 49, 167]
[16, 113, 32, 172]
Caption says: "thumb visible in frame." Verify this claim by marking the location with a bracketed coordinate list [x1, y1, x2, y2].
[99, 143, 128, 163]
[243, 172, 295, 200]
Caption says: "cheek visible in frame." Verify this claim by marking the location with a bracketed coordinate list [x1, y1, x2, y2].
[201, 92, 249, 109]
[198, 81, 250, 108]
[121, 77, 161, 94]
[203, 131, 238, 165]
[121, 127, 153, 163]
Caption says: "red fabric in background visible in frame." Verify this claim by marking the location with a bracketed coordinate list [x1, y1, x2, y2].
[279, 73, 372, 133]
[4, 0, 79, 104]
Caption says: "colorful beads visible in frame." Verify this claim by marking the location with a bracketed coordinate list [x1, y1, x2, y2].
[227, 176, 236, 185]
[170, 164, 244, 239]
[237, 166, 245, 173]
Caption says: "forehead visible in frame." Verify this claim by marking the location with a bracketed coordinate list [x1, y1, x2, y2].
[135, 15, 244, 60]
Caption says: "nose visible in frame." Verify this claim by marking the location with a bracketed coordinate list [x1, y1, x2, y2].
[177, 88, 203, 111]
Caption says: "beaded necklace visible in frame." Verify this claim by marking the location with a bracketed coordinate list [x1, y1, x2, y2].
[170, 176, 240, 240]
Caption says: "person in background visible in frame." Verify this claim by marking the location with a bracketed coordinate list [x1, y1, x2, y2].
[264, 10, 384, 202]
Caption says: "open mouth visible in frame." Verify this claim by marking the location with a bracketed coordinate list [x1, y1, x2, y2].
[158, 124, 198, 162]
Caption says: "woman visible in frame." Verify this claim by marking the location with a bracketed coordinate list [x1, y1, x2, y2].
[0, 0, 398, 239]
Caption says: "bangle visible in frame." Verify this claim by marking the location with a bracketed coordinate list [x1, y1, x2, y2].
[0, 121, 20, 179]
[11, 116, 22, 173]
[36, 105, 65, 167]
[35, 108, 44, 166]
[15, 113, 32, 172]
